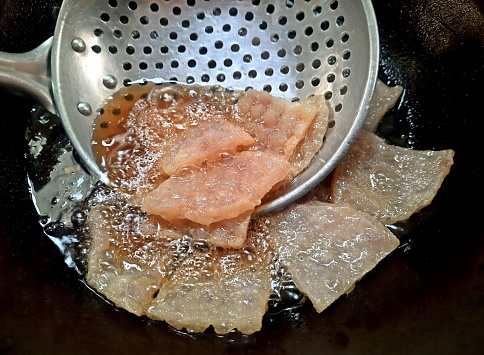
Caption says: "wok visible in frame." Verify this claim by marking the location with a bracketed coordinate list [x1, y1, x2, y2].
[1, 0, 483, 354]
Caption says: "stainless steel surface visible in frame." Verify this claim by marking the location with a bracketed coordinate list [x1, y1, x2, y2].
[0, 0, 379, 214]
[0, 38, 55, 113]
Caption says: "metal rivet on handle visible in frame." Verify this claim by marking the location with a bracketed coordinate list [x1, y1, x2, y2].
[103, 75, 118, 89]
[77, 102, 92, 116]
[71, 38, 87, 52]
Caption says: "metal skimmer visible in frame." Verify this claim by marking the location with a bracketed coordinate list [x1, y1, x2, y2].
[0, 0, 379, 214]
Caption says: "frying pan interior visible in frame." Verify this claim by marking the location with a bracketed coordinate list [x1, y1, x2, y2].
[0, 0, 483, 354]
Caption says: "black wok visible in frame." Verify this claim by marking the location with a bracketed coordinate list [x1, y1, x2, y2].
[1, 0, 483, 354]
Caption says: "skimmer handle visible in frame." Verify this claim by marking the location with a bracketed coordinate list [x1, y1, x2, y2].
[0, 37, 55, 114]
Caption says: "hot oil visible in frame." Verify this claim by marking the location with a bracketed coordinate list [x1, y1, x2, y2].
[92, 82, 243, 195]
[27, 81, 409, 334]
[88, 83, 308, 314]
[92, 82, 156, 172]
[92, 82, 242, 167]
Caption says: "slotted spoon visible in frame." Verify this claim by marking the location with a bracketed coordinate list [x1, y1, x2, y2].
[0, 0, 379, 214]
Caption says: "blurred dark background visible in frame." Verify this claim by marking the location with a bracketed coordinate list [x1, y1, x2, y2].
[1, 0, 483, 354]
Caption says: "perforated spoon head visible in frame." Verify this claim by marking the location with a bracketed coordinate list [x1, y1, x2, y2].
[51, 0, 379, 214]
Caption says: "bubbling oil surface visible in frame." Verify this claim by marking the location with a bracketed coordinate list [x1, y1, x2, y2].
[92, 83, 152, 166]
[92, 82, 244, 195]
[26, 101, 306, 320]
[24, 82, 414, 335]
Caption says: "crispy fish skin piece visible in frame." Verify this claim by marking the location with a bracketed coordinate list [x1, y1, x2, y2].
[263, 200, 399, 313]
[364, 79, 404, 132]
[303, 79, 402, 203]
[237, 90, 328, 160]
[100, 85, 329, 200]
[331, 131, 454, 224]
[86, 187, 182, 316]
[86, 186, 273, 335]
[160, 121, 256, 176]
[289, 95, 329, 178]
[142, 150, 290, 225]
[182, 210, 253, 249]
[146, 231, 273, 335]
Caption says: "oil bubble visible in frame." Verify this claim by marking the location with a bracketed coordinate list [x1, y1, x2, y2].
[71, 209, 87, 227]
[39, 215, 51, 227]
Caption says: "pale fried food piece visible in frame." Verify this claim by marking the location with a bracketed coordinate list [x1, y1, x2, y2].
[182, 210, 253, 249]
[331, 131, 454, 224]
[262, 200, 399, 313]
[86, 187, 180, 316]
[364, 79, 404, 132]
[142, 151, 290, 225]
[237, 90, 328, 163]
[146, 231, 273, 334]
[86, 186, 273, 335]
[99, 85, 329, 200]
[289, 95, 329, 178]
[304, 79, 403, 203]
[160, 121, 255, 176]
[98, 85, 329, 247]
